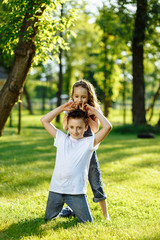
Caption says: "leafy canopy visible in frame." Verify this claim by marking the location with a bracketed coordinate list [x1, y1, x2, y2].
[0, 0, 78, 65]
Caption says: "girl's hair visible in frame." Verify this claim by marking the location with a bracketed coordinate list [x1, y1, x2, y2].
[71, 79, 99, 108]
[67, 109, 89, 127]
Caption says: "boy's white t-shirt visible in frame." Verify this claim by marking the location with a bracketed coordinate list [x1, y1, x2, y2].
[49, 129, 98, 195]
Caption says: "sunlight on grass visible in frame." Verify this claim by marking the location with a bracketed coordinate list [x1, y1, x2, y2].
[1, 112, 160, 240]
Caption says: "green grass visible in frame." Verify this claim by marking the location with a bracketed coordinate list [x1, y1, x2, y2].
[0, 111, 160, 240]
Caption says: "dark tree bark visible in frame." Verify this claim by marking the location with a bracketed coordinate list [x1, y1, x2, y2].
[56, 4, 64, 123]
[18, 94, 23, 135]
[9, 113, 12, 128]
[103, 32, 109, 117]
[23, 85, 33, 115]
[146, 85, 160, 121]
[132, 0, 148, 125]
[156, 114, 160, 127]
[56, 48, 63, 123]
[0, 3, 45, 136]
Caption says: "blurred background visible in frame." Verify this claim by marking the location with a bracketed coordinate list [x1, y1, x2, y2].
[0, 0, 159, 135]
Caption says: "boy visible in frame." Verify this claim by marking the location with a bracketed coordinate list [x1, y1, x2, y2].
[40, 101, 112, 223]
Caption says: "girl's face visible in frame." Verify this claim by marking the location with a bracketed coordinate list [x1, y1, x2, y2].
[72, 86, 89, 104]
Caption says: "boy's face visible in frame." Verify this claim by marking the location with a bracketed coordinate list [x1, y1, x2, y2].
[68, 118, 87, 140]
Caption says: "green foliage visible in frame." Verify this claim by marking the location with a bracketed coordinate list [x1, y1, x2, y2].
[63, 11, 103, 95]
[95, 4, 133, 107]
[0, 0, 78, 65]
[116, 0, 160, 107]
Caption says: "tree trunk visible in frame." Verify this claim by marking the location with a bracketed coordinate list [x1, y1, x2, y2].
[156, 113, 160, 127]
[132, 0, 148, 125]
[42, 86, 46, 114]
[146, 85, 160, 121]
[0, 4, 45, 136]
[122, 80, 126, 125]
[103, 33, 111, 117]
[18, 94, 22, 135]
[9, 113, 12, 128]
[56, 47, 63, 123]
[23, 85, 33, 115]
[56, 4, 64, 123]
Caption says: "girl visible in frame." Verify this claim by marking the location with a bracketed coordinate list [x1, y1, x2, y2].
[61, 79, 110, 221]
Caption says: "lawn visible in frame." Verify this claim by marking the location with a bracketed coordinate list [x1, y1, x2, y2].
[0, 110, 160, 240]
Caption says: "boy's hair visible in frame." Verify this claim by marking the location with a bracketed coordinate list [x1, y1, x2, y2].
[71, 79, 99, 108]
[67, 109, 89, 127]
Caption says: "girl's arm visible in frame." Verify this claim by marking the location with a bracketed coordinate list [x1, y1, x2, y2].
[79, 102, 99, 133]
[88, 116, 99, 133]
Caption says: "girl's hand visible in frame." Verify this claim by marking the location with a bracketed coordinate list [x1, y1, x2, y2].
[63, 101, 76, 112]
[78, 101, 86, 111]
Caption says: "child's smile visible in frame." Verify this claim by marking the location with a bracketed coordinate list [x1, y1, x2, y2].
[68, 118, 87, 140]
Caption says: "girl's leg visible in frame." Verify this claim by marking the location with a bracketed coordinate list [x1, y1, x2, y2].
[88, 151, 109, 219]
[45, 191, 64, 220]
[88, 151, 106, 202]
[99, 199, 110, 220]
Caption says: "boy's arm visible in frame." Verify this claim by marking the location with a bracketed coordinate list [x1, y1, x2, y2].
[94, 110, 112, 147]
[41, 102, 76, 138]
[40, 105, 63, 138]
[85, 104, 112, 147]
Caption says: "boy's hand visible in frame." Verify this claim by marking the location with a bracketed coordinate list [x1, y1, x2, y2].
[78, 101, 86, 111]
[62, 101, 76, 112]
[84, 103, 96, 116]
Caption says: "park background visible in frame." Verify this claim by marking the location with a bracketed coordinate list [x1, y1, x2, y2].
[0, 0, 160, 239]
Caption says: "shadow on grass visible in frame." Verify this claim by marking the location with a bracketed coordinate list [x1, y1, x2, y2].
[0, 217, 78, 240]
[1, 129, 159, 193]
[99, 137, 160, 165]
[0, 135, 56, 167]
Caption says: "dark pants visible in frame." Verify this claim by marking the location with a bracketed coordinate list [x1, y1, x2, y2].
[45, 191, 93, 223]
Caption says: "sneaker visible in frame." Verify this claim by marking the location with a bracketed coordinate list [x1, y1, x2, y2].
[59, 206, 75, 218]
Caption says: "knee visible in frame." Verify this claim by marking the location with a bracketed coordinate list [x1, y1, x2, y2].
[84, 217, 94, 223]
[45, 212, 50, 220]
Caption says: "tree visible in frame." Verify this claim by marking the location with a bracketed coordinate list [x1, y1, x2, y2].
[56, 4, 64, 123]
[116, 0, 159, 125]
[63, 11, 102, 96]
[96, 3, 131, 116]
[0, 0, 44, 136]
[132, 0, 148, 125]
[147, 85, 160, 121]
[23, 85, 33, 115]
[0, 0, 77, 136]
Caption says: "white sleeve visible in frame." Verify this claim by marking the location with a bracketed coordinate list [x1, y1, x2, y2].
[90, 136, 99, 151]
[64, 110, 69, 116]
[54, 129, 66, 147]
